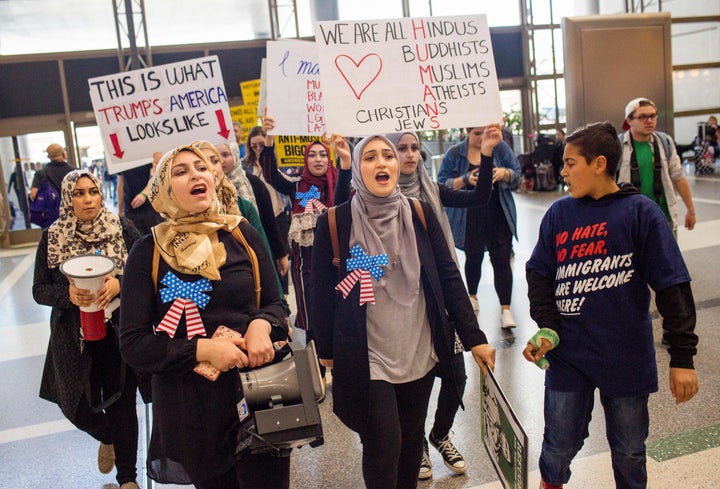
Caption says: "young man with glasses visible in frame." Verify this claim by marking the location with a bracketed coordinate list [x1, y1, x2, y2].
[617, 97, 696, 236]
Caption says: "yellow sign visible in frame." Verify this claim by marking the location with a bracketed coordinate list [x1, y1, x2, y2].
[229, 105, 260, 140]
[240, 79, 261, 106]
[274, 135, 335, 168]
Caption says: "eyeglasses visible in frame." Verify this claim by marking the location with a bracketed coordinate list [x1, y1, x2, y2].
[250, 143, 265, 149]
[632, 113, 658, 122]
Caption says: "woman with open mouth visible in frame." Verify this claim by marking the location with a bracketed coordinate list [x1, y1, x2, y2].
[311, 134, 496, 489]
[119, 144, 290, 489]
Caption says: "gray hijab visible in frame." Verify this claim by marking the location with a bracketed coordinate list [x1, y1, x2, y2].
[350, 135, 421, 307]
[385, 132, 458, 265]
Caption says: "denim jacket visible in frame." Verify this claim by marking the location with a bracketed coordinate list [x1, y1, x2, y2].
[437, 139, 520, 248]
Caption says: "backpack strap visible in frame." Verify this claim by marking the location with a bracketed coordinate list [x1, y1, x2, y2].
[328, 200, 425, 270]
[151, 222, 260, 308]
[231, 226, 261, 308]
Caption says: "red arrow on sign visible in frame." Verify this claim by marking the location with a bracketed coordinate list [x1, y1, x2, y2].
[215, 109, 231, 139]
[109, 133, 124, 159]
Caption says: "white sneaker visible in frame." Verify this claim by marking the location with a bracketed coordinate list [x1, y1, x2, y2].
[501, 309, 516, 329]
[469, 295, 479, 315]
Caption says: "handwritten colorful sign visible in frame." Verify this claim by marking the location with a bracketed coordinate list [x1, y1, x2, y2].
[315, 15, 502, 136]
[88, 55, 233, 173]
[266, 40, 325, 136]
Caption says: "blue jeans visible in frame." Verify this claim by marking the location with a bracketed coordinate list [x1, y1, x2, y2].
[539, 388, 649, 489]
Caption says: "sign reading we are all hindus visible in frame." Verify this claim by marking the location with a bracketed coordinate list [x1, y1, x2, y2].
[88, 56, 233, 173]
[315, 15, 502, 136]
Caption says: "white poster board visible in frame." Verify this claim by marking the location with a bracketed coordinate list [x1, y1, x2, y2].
[266, 40, 325, 136]
[88, 55, 233, 173]
[315, 15, 503, 136]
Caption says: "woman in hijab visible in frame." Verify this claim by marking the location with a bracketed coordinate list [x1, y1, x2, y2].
[216, 140, 289, 280]
[194, 140, 290, 321]
[119, 145, 289, 489]
[310, 135, 496, 489]
[393, 128, 500, 478]
[32, 169, 142, 489]
[260, 115, 338, 332]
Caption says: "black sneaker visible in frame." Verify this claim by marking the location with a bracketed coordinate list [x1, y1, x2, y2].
[418, 437, 432, 479]
[429, 431, 466, 474]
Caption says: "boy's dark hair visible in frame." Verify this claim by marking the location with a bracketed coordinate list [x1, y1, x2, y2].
[565, 121, 621, 177]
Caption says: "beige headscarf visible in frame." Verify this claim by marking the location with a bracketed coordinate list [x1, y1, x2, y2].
[47, 170, 127, 272]
[224, 141, 257, 211]
[190, 140, 241, 216]
[149, 144, 241, 281]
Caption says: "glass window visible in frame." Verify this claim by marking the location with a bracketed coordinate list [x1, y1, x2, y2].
[338, 1, 403, 20]
[532, 29, 557, 76]
[408, 0, 519, 26]
[673, 68, 720, 112]
[672, 22, 720, 65]
[663, 1, 720, 17]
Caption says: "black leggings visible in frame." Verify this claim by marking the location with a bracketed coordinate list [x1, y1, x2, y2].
[464, 227, 513, 305]
[360, 370, 435, 489]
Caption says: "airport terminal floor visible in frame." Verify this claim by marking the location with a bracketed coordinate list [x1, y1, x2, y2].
[1, 164, 718, 488]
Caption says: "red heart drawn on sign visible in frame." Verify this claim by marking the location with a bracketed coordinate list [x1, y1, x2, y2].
[334, 54, 383, 100]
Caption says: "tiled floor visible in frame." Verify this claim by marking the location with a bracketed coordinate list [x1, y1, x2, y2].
[1, 165, 718, 488]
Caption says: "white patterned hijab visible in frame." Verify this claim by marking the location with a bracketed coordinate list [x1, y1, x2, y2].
[46, 170, 126, 272]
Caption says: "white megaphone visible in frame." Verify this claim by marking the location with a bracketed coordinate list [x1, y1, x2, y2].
[60, 254, 116, 341]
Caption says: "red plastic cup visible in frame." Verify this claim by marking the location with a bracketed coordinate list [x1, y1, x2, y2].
[80, 310, 107, 341]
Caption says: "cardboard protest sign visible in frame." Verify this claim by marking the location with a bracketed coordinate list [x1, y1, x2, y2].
[88, 55, 233, 173]
[257, 58, 267, 117]
[230, 105, 260, 138]
[274, 135, 335, 168]
[315, 15, 502, 136]
[240, 79, 261, 106]
[266, 40, 325, 136]
[481, 369, 528, 489]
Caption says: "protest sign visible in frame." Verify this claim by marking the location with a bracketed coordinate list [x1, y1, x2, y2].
[481, 369, 528, 489]
[315, 15, 502, 136]
[88, 55, 233, 173]
[266, 39, 325, 136]
[258, 58, 267, 117]
[240, 79, 261, 106]
[274, 135, 334, 168]
[230, 105, 260, 137]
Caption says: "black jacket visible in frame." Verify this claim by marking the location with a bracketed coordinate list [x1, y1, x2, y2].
[310, 199, 488, 434]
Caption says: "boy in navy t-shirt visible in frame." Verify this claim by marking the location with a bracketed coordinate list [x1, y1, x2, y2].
[523, 121, 699, 489]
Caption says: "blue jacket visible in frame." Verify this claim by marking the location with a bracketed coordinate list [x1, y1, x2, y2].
[437, 139, 520, 248]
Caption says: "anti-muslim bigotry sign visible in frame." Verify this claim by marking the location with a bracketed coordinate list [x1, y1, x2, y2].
[314, 14, 503, 136]
[88, 55, 233, 173]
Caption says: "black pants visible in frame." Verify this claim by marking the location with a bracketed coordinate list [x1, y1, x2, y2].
[360, 370, 435, 489]
[194, 453, 290, 489]
[430, 353, 466, 440]
[72, 361, 139, 485]
[464, 224, 513, 305]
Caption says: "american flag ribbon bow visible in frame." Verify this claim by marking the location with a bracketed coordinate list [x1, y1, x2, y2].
[335, 244, 388, 305]
[296, 185, 327, 213]
[156, 272, 213, 339]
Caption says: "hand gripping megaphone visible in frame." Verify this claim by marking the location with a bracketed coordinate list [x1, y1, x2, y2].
[235, 340, 325, 458]
[60, 254, 116, 341]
